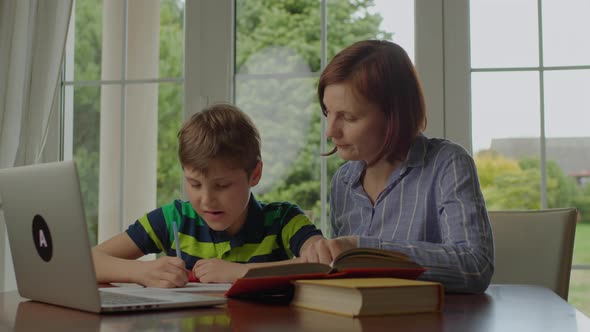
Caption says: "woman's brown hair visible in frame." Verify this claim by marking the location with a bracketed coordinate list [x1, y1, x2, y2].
[318, 40, 427, 163]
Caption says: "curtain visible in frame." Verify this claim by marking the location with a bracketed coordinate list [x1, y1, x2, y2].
[0, 0, 73, 291]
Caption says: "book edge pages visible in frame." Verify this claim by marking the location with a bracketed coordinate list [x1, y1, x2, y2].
[291, 284, 362, 317]
[242, 262, 332, 278]
[292, 279, 444, 316]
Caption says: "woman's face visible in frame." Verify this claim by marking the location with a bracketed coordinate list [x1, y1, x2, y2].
[323, 82, 388, 163]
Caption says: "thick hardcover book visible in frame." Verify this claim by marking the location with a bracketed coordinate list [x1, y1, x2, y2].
[291, 278, 444, 317]
[223, 248, 426, 298]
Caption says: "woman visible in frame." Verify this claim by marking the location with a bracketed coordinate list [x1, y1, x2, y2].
[301, 40, 493, 293]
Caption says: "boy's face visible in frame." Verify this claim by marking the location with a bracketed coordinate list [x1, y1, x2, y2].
[183, 159, 262, 236]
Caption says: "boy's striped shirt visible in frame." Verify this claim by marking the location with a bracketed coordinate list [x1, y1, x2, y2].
[126, 195, 321, 269]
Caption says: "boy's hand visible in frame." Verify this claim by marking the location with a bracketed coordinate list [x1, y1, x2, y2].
[192, 258, 248, 283]
[300, 236, 358, 265]
[134, 256, 189, 288]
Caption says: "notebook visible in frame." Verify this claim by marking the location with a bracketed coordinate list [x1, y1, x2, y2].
[0, 160, 226, 313]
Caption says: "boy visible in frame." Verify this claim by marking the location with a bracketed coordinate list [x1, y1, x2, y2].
[92, 103, 323, 288]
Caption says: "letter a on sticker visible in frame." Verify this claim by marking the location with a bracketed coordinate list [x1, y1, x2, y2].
[38, 230, 48, 247]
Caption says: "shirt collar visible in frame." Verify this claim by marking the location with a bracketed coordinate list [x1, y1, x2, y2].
[343, 134, 429, 186]
[346, 161, 366, 186]
[209, 193, 263, 246]
[405, 133, 428, 168]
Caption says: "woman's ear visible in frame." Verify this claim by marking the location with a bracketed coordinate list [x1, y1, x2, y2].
[249, 161, 263, 187]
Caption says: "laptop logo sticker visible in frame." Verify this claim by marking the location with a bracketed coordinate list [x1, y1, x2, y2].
[32, 214, 53, 261]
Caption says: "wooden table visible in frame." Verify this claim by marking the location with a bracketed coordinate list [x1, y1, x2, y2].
[0, 284, 588, 331]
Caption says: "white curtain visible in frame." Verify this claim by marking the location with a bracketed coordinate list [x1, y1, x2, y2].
[0, 0, 73, 292]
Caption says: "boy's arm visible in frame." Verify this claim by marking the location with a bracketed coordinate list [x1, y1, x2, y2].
[92, 233, 144, 283]
[298, 234, 324, 258]
[193, 256, 310, 283]
[279, 211, 324, 258]
[193, 235, 324, 283]
[92, 233, 188, 288]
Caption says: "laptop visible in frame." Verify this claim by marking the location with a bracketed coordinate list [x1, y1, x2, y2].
[0, 160, 226, 313]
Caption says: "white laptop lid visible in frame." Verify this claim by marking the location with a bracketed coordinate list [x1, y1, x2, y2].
[0, 160, 225, 313]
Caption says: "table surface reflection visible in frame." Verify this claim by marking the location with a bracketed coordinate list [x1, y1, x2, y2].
[0, 284, 589, 332]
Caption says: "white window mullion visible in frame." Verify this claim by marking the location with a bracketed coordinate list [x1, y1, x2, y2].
[63, 0, 76, 161]
[414, 0, 446, 141]
[442, 0, 471, 153]
[537, 0, 547, 208]
[99, 0, 125, 243]
[415, 0, 471, 152]
[98, 0, 160, 243]
[185, 0, 233, 121]
[123, 0, 159, 233]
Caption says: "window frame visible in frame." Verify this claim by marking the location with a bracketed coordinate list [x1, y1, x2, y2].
[443, 0, 590, 274]
[61, 0, 589, 271]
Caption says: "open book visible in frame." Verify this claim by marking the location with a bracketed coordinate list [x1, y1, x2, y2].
[225, 248, 426, 298]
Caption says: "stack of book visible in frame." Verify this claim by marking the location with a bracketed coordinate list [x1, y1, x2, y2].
[222, 248, 444, 317]
[291, 277, 444, 317]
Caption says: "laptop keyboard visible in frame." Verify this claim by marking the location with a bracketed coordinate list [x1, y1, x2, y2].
[100, 291, 167, 305]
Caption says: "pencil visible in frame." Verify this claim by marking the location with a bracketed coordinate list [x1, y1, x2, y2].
[172, 222, 181, 259]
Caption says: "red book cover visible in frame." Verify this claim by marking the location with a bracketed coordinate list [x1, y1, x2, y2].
[225, 267, 426, 298]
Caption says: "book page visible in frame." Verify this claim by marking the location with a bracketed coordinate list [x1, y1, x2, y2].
[168, 282, 232, 293]
[333, 248, 422, 270]
[335, 248, 411, 261]
[243, 262, 332, 278]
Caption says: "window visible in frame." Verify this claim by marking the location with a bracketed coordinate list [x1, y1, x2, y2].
[63, 0, 185, 245]
[234, 0, 414, 234]
[64, 0, 589, 316]
[65, 0, 415, 244]
[469, 0, 590, 314]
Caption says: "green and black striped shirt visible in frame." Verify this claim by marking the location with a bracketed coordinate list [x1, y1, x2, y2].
[126, 195, 322, 269]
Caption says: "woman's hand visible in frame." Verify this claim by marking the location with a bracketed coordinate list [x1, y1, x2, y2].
[300, 236, 358, 264]
[133, 256, 189, 288]
[192, 258, 249, 283]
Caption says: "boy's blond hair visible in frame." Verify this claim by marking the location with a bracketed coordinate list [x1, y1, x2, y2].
[178, 103, 261, 175]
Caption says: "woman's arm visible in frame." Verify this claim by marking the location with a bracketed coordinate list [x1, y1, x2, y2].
[357, 154, 494, 293]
